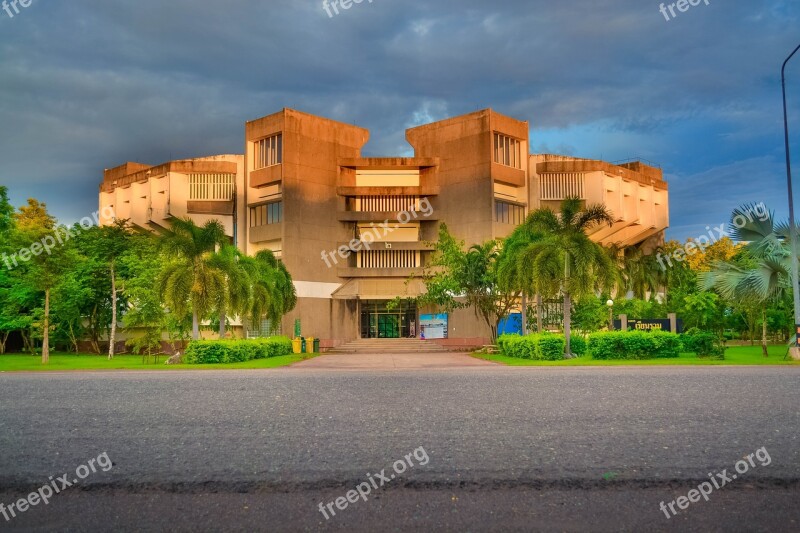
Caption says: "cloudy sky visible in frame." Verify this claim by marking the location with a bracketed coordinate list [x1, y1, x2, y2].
[0, 0, 798, 241]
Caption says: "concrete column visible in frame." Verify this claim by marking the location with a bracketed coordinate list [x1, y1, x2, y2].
[619, 314, 628, 332]
[668, 313, 677, 334]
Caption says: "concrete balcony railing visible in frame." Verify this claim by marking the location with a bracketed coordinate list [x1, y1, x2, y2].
[337, 267, 425, 278]
[337, 210, 439, 222]
[249, 223, 282, 244]
[336, 241, 434, 253]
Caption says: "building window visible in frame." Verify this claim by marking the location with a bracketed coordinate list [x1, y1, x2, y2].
[250, 201, 283, 227]
[356, 196, 420, 212]
[357, 250, 420, 269]
[495, 200, 525, 225]
[494, 133, 521, 169]
[255, 134, 282, 169]
[189, 174, 235, 201]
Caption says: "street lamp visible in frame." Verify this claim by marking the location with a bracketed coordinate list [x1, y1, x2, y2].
[782, 43, 800, 354]
[606, 299, 614, 330]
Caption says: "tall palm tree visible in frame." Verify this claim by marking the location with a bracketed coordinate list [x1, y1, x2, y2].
[515, 197, 617, 356]
[209, 244, 251, 338]
[241, 250, 297, 331]
[498, 222, 543, 334]
[616, 245, 667, 300]
[700, 204, 789, 356]
[460, 241, 517, 341]
[157, 218, 228, 340]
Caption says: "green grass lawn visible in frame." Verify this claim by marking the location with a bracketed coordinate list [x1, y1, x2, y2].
[473, 344, 800, 366]
[0, 352, 317, 372]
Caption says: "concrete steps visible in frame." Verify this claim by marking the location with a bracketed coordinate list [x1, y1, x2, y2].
[327, 339, 448, 354]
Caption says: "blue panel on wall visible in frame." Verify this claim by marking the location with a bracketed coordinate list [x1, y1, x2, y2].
[498, 313, 523, 335]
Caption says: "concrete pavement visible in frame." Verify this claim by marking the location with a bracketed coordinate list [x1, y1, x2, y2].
[291, 351, 498, 370]
[1, 366, 799, 531]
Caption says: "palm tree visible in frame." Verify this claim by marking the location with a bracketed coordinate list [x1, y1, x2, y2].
[461, 241, 516, 341]
[157, 218, 228, 340]
[515, 197, 617, 356]
[498, 222, 543, 334]
[209, 244, 251, 338]
[700, 204, 790, 357]
[241, 250, 297, 331]
[617, 245, 667, 300]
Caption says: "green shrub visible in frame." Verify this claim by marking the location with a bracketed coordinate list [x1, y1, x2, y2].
[650, 330, 683, 358]
[537, 334, 566, 360]
[185, 337, 293, 364]
[681, 331, 725, 360]
[497, 334, 531, 358]
[588, 331, 681, 360]
[569, 335, 587, 357]
[497, 333, 567, 360]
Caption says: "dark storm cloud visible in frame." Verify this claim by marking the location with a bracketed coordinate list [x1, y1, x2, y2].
[0, 0, 798, 239]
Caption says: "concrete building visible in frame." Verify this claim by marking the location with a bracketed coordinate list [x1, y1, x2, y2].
[99, 155, 246, 246]
[100, 108, 669, 348]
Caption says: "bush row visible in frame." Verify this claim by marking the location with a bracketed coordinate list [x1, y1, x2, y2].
[497, 333, 578, 360]
[184, 337, 293, 364]
[682, 330, 726, 359]
[587, 331, 681, 360]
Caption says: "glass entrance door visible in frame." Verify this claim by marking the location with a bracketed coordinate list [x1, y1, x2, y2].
[377, 314, 401, 338]
[360, 300, 417, 339]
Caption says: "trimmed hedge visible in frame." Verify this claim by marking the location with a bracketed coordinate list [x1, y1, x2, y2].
[682, 331, 726, 359]
[570, 335, 587, 357]
[184, 337, 293, 364]
[497, 333, 567, 360]
[588, 331, 681, 360]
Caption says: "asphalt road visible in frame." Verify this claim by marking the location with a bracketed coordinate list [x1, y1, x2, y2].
[1, 365, 799, 532]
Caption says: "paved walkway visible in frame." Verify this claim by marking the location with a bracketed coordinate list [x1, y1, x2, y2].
[290, 351, 498, 370]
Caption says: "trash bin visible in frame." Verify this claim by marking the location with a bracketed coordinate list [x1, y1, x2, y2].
[306, 337, 315, 354]
[301, 337, 306, 352]
[313, 338, 320, 353]
[292, 337, 302, 354]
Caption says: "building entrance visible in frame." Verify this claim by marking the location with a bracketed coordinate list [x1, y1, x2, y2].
[360, 300, 417, 339]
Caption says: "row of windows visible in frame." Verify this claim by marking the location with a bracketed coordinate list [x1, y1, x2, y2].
[494, 133, 522, 169]
[357, 196, 420, 212]
[358, 250, 420, 269]
[495, 200, 525, 225]
[188, 173, 235, 201]
[250, 201, 283, 227]
[255, 134, 282, 169]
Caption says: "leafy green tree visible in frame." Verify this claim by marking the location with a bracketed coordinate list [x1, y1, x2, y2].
[120, 232, 168, 356]
[514, 198, 617, 356]
[51, 264, 93, 352]
[82, 220, 136, 358]
[12, 200, 73, 363]
[571, 295, 609, 333]
[0, 186, 17, 353]
[419, 224, 516, 341]
[157, 218, 228, 340]
[0, 186, 12, 234]
[682, 291, 722, 330]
